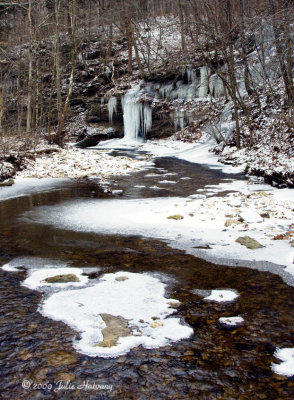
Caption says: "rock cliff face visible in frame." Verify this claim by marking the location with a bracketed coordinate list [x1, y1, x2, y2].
[69, 62, 234, 145]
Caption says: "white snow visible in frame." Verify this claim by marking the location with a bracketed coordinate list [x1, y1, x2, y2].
[41, 271, 193, 358]
[271, 348, 294, 377]
[218, 316, 244, 326]
[14, 144, 151, 181]
[140, 137, 245, 174]
[2, 264, 21, 272]
[158, 180, 177, 184]
[239, 209, 263, 223]
[204, 290, 239, 303]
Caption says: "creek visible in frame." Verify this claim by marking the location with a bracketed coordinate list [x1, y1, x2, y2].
[0, 150, 294, 400]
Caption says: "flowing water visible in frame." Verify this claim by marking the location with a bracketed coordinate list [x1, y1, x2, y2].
[0, 152, 294, 400]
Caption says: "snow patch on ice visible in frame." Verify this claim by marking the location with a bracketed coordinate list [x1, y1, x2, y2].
[0, 178, 69, 202]
[218, 316, 244, 326]
[271, 348, 294, 377]
[1, 256, 67, 272]
[41, 271, 193, 358]
[204, 290, 239, 303]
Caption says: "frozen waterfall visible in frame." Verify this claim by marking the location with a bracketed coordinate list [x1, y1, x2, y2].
[121, 87, 152, 141]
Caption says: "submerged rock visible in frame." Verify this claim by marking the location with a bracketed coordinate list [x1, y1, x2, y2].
[44, 274, 81, 283]
[96, 313, 131, 348]
[236, 236, 263, 249]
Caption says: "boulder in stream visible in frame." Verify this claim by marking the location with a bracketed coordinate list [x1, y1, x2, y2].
[235, 236, 263, 249]
[95, 313, 131, 348]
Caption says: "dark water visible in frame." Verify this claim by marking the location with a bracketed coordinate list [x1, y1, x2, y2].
[0, 154, 294, 399]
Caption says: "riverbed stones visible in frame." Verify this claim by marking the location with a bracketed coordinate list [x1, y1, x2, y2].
[56, 372, 76, 382]
[44, 274, 80, 283]
[236, 236, 263, 249]
[47, 351, 77, 366]
[96, 314, 131, 348]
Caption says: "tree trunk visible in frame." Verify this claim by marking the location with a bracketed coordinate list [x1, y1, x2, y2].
[0, 86, 3, 135]
[55, 0, 77, 146]
[26, 0, 33, 134]
[55, 0, 62, 121]
[127, 17, 133, 73]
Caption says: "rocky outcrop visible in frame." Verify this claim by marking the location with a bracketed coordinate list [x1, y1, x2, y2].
[75, 128, 123, 148]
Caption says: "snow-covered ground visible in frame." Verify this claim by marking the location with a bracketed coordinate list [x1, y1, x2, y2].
[15, 144, 153, 181]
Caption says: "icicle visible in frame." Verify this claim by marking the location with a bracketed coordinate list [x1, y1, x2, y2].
[209, 74, 224, 98]
[143, 106, 152, 135]
[187, 68, 197, 84]
[173, 110, 185, 131]
[159, 83, 173, 99]
[108, 97, 117, 123]
[199, 66, 210, 98]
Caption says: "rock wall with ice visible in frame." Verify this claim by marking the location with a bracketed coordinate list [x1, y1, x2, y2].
[107, 36, 281, 141]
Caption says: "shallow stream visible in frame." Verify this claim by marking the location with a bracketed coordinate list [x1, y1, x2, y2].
[0, 151, 293, 399]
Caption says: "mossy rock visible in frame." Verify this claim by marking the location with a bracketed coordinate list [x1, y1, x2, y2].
[44, 274, 80, 283]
